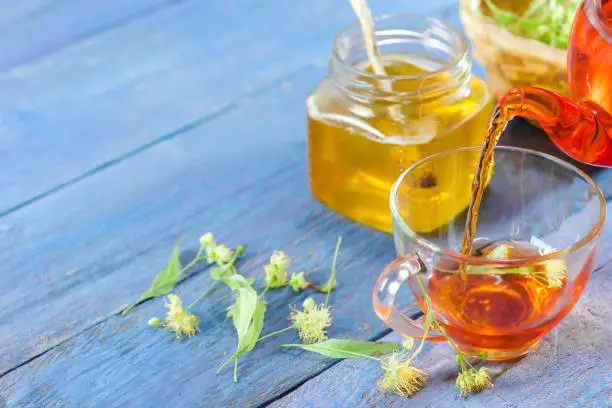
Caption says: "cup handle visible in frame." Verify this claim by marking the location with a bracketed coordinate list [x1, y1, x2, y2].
[372, 257, 444, 341]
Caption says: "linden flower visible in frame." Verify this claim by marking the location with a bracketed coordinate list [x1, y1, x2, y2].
[205, 244, 234, 265]
[289, 272, 308, 293]
[533, 246, 566, 288]
[264, 250, 291, 288]
[290, 297, 332, 343]
[199, 232, 216, 248]
[378, 352, 428, 398]
[163, 294, 200, 339]
[456, 367, 493, 398]
[271, 250, 291, 270]
[198, 232, 235, 264]
[542, 259, 566, 288]
[530, 259, 566, 289]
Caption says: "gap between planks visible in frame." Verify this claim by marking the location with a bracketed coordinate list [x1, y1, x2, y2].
[0, 1, 459, 220]
[0, 157, 304, 379]
[0, 64, 315, 219]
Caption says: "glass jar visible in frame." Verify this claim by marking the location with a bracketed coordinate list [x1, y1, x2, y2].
[307, 14, 493, 233]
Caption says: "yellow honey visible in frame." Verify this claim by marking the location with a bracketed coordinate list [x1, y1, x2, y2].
[308, 57, 493, 232]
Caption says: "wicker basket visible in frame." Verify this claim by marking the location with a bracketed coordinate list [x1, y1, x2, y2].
[459, 0, 569, 98]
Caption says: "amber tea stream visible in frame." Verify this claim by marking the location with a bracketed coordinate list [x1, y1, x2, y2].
[428, 105, 583, 356]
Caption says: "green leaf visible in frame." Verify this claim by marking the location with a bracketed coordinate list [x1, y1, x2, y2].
[239, 300, 267, 353]
[231, 287, 258, 343]
[282, 339, 400, 359]
[221, 274, 255, 290]
[217, 287, 262, 380]
[210, 264, 236, 280]
[122, 244, 181, 315]
[320, 236, 342, 293]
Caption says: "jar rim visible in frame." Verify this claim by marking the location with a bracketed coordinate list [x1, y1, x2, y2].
[331, 13, 469, 81]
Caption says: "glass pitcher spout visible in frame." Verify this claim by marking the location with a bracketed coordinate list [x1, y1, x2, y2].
[498, 86, 612, 166]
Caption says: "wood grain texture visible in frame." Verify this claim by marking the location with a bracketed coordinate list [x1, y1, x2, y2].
[0, 67, 333, 374]
[0, 68, 396, 405]
[0, 0, 462, 376]
[2, 0, 610, 406]
[0, 0, 183, 71]
[0, 0, 453, 216]
[1, 76, 611, 404]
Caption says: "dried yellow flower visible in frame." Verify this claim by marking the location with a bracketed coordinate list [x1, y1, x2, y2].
[199, 232, 216, 248]
[264, 250, 291, 288]
[163, 294, 200, 339]
[542, 259, 566, 288]
[289, 272, 308, 293]
[536, 245, 566, 288]
[456, 366, 493, 398]
[378, 352, 428, 398]
[290, 297, 332, 344]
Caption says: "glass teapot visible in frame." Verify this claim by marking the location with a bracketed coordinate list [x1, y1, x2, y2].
[499, 0, 612, 166]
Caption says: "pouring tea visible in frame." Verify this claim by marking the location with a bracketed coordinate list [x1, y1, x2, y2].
[373, 147, 605, 360]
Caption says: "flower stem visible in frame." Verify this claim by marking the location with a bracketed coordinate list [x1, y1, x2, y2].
[415, 275, 463, 355]
[189, 245, 245, 310]
[324, 236, 343, 307]
[233, 359, 239, 383]
[187, 280, 219, 310]
[217, 355, 234, 375]
[256, 325, 295, 343]
[231, 245, 245, 263]
[121, 303, 137, 316]
[259, 286, 270, 300]
[217, 325, 297, 376]
[281, 344, 382, 361]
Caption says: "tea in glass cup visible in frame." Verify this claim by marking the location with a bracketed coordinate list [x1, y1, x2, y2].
[373, 146, 605, 360]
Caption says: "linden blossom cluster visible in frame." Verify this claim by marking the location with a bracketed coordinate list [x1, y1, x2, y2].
[122, 232, 495, 399]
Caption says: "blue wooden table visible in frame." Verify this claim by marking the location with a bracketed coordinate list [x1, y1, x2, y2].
[0, 1, 610, 407]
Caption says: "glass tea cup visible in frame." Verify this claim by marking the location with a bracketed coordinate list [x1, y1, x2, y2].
[373, 146, 605, 360]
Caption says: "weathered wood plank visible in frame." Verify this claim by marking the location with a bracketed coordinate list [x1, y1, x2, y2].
[0, 66, 334, 374]
[271, 263, 612, 407]
[0, 0, 181, 71]
[0, 0, 463, 375]
[0, 226, 394, 408]
[0, 0, 450, 216]
[1, 79, 611, 405]
[2, 1, 610, 406]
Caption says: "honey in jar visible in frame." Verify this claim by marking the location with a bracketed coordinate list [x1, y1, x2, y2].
[307, 15, 493, 232]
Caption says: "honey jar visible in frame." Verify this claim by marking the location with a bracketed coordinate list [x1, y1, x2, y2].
[307, 15, 493, 232]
